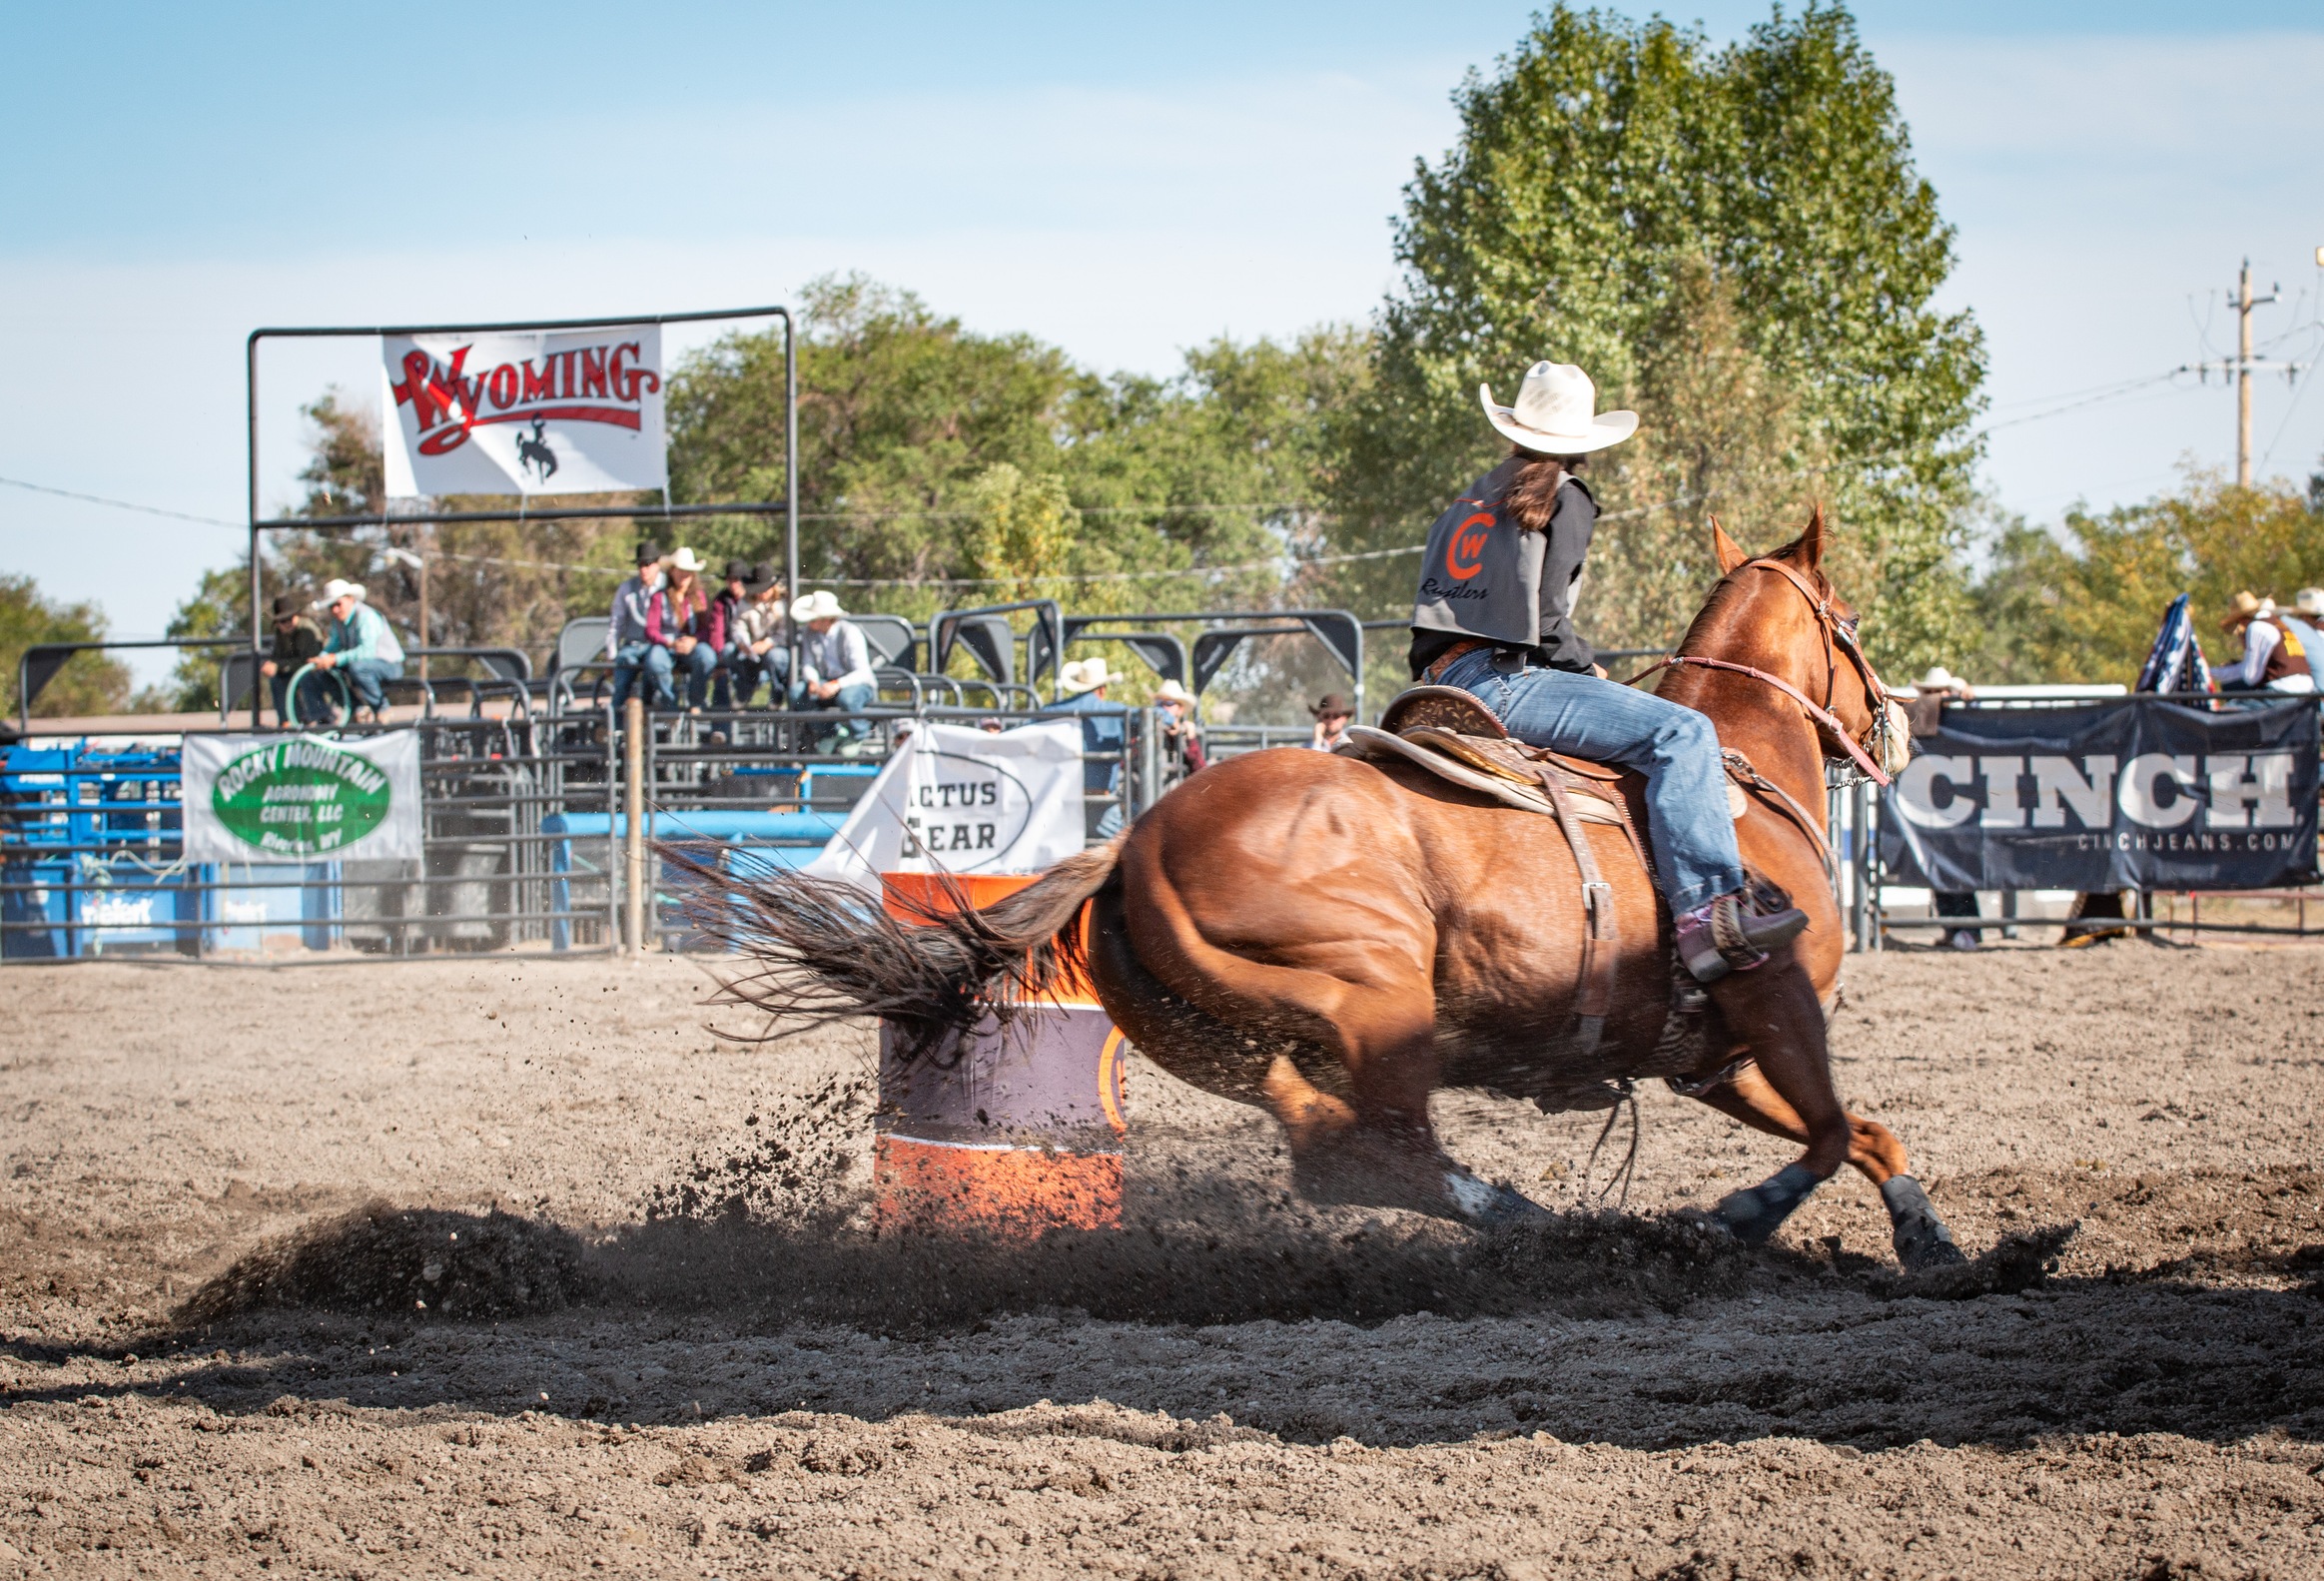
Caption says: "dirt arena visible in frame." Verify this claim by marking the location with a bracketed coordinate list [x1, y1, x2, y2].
[5, 940, 2324, 1578]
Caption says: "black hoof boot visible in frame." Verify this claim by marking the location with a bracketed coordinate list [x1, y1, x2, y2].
[1711, 1162, 1823, 1247]
[1880, 1175, 1967, 1269]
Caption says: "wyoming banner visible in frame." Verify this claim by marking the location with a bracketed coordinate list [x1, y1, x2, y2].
[381, 324, 667, 497]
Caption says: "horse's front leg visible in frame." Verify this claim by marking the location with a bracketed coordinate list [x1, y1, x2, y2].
[1679, 968, 1965, 1268]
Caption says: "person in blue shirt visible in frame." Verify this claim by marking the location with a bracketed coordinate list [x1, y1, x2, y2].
[312, 577, 405, 723]
[2283, 589, 2324, 690]
[1043, 656, 1129, 839]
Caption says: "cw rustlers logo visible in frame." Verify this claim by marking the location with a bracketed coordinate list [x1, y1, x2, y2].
[390, 340, 661, 458]
[1445, 512, 1493, 579]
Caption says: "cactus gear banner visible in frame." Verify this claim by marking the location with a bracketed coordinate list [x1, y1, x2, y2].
[182, 732, 424, 863]
[381, 325, 667, 497]
[1880, 699, 2319, 893]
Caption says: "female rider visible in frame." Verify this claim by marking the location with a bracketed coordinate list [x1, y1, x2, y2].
[1408, 361, 1805, 983]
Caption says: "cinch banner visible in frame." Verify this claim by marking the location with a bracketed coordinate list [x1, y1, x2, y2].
[805, 720, 1087, 890]
[1880, 699, 2320, 892]
[181, 733, 424, 863]
[381, 324, 667, 498]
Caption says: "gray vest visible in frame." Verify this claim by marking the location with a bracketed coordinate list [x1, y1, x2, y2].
[1411, 459, 1567, 649]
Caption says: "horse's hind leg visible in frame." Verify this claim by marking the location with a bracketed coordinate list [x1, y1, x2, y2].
[1679, 1063, 1965, 1269]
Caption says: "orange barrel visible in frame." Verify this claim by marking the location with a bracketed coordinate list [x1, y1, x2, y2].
[873, 872, 1128, 1236]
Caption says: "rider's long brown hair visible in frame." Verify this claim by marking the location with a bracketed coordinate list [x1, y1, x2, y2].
[1504, 447, 1584, 532]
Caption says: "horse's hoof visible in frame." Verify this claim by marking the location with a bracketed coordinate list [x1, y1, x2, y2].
[1879, 1176, 1967, 1269]
[1711, 1162, 1823, 1247]
[1447, 1173, 1550, 1229]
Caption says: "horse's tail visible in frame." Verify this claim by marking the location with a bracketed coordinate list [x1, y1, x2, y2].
[680, 839, 1125, 1060]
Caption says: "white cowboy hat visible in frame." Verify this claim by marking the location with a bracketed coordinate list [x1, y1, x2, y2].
[2297, 588, 2324, 618]
[1059, 656, 1117, 695]
[1915, 665, 1966, 692]
[1153, 679, 1195, 706]
[661, 546, 707, 574]
[321, 578, 367, 605]
[1479, 363, 1639, 455]
[789, 589, 848, 622]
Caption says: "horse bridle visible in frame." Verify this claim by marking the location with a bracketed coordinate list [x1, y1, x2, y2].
[1627, 557, 1900, 787]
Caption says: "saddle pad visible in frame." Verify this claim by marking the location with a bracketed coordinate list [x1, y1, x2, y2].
[1334, 726, 1625, 825]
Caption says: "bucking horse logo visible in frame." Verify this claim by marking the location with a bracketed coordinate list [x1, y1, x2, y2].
[515, 418, 558, 483]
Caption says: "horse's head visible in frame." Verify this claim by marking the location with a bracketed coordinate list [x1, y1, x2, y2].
[1699, 506, 1911, 782]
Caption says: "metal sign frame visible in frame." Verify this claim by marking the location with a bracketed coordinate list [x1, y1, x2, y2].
[245, 306, 799, 724]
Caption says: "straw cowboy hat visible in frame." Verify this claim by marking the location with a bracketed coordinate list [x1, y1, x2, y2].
[1059, 656, 1118, 695]
[1479, 363, 1639, 455]
[1153, 679, 1196, 707]
[2297, 588, 2324, 619]
[1915, 665, 1968, 693]
[662, 546, 707, 574]
[2222, 590, 2274, 630]
[789, 589, 849, 623]
[320, 578, 367, 605]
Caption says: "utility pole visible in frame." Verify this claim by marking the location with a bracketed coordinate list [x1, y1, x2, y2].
[2182, 260, 2299, 485]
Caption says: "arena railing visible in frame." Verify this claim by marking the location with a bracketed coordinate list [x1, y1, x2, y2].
[14, 636, 253, 732]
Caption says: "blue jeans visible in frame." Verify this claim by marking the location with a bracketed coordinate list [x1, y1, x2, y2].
[673, 642, 719, 709]
[609, 641, 675, 711]
[270, 668, 338, 727]
[715, 647, 788, 709]
[790, 680, 876, 744]
[1439, 647, 1742, 913]
[337, 658, 402, 713]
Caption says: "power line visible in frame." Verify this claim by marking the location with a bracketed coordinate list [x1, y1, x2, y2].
[0, 473, 240, 528]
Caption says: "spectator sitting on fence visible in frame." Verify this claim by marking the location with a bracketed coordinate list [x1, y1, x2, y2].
[2281, 588, 2324, 690]
[1044, 656, 1129, 839]
[607, 541, 675, 712]
[733, 568, 793, 708]
[1154, 678, 1206, 778]
[712, 560, 770, 710]
[2219, 591, 2317, 695]
[259, 591, 331, 728]
[1307, 692, 1355, 751]
[789, 590, 877, 754]
[1911, 667, 1983, 950]
[311, 578, 404, 724]
[660, 548, 722, 712]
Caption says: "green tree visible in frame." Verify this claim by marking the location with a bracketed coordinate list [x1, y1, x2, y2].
[0, 574, 131, 718]
[1326, 2, 1984, 673]
[1969, 472, 2324, 686]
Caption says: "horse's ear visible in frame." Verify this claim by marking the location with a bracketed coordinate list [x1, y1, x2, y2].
[1797, 501, 1828, 568]
[1710, 517, 1749, 575]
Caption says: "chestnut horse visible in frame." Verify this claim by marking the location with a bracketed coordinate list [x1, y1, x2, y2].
[711, 513, 1965, 1269]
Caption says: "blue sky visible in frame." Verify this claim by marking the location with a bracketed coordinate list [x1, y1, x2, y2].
[4, 2, 2322, 684]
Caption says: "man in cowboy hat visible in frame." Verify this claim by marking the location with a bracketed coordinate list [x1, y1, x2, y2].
[1154, 678, 1206, 778]
[1044, 656, 1130, 837]
[258, 590, 331, 727]
[312, 577, 405, 723]
[2280, 588, 2324, 690]
[1306, 692, 1355, 751]
[607, 541, 675, 712]
[2219, 591, 2316, 695]
[789, 589, 877, 750]
[1407, 360, 1805, 983]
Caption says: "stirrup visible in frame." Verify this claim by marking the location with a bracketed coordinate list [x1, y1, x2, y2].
[1677, 881, 1807, 983]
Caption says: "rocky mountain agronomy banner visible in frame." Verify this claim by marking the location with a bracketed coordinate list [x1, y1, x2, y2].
[181, 733, 424, 863]
[1880, 699, 2319, 893]
[804, 720, 1087, 889]
[381, 324, 666, 498]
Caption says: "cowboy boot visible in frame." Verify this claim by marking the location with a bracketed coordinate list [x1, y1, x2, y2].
[1675, 872, 1808, 983]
